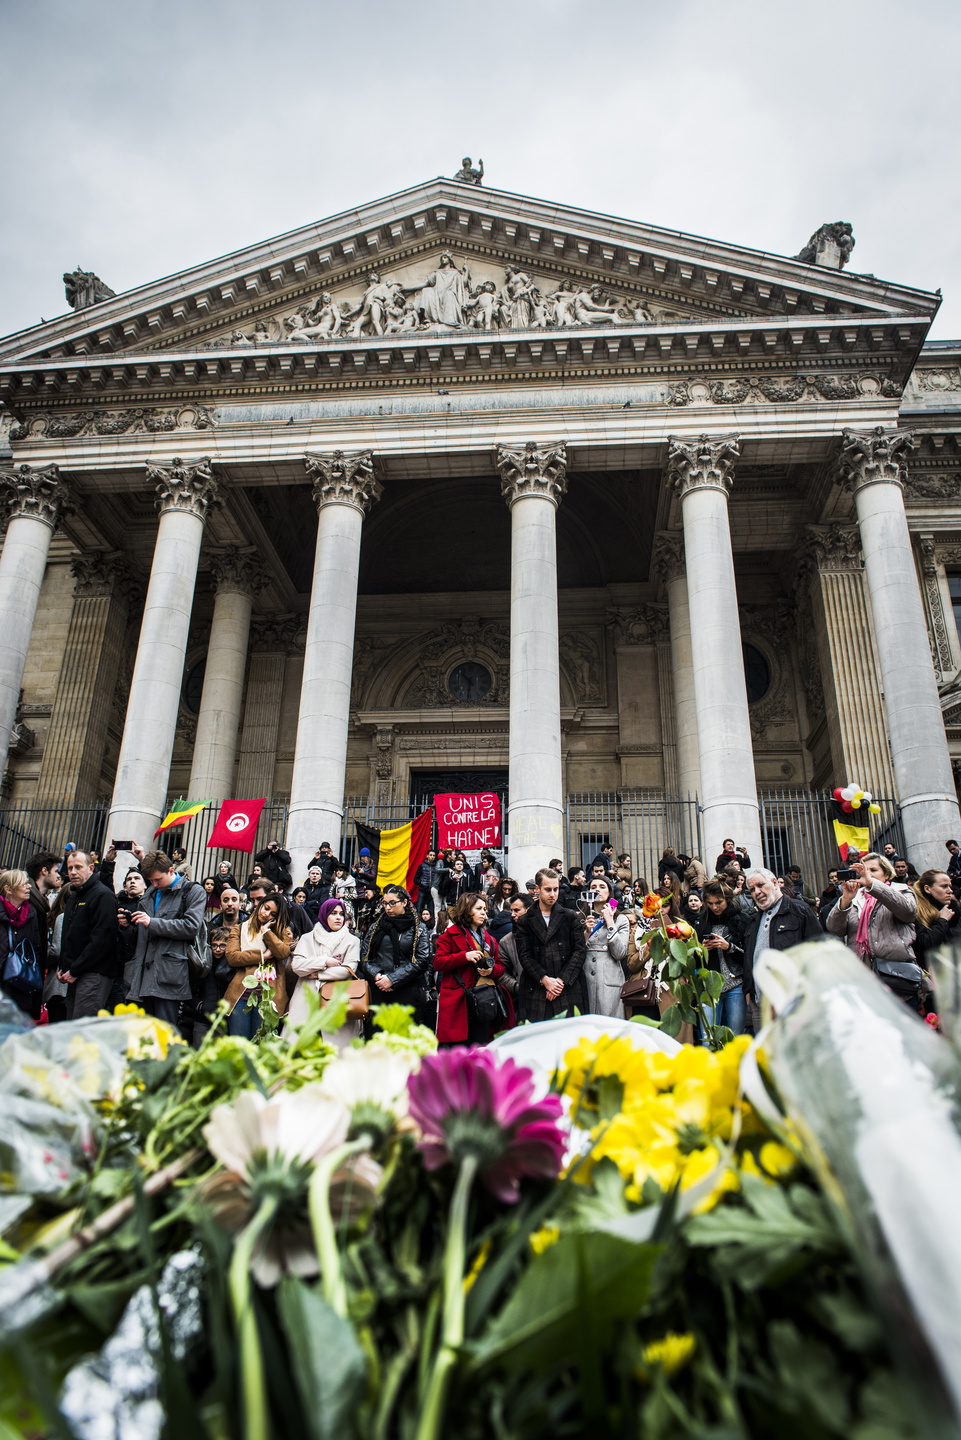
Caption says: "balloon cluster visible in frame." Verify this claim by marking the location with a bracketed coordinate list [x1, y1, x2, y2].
[833, 782, 882, 815]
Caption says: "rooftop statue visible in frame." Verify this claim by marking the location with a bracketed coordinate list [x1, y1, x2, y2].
[63, 267, 115, 311]
[454, 156, 484, 185]
[795, 222, 855, 270]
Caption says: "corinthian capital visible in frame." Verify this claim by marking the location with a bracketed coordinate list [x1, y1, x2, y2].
[148, 456, 220, 520]
[304, 450, 382, 513]
[650, 531, 686, 585]
[208, 547, 266, 598]
[838, 426, 914, 492]
[668, 434, 740, 498]
[0, 463, 71, 529]
[496, 441, 568, 507]
[70, 550, 142, 607]
[798, 523, 863, 577]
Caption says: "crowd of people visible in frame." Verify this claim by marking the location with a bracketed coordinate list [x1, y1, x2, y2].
[0, 829, 957, 1048]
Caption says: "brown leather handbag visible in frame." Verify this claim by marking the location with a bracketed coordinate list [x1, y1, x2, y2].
[320, 976, 370, 1020]
[620, 971, 658, 1009]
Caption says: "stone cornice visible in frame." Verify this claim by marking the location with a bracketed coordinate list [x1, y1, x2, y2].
[0, 179, 936, 369]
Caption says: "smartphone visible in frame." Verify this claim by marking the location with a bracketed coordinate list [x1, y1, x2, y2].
[112, 840, 135, 851]
[836, 868, 858, 881]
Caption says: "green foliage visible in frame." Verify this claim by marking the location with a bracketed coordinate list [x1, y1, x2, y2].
[277, 1277, 367, 1440]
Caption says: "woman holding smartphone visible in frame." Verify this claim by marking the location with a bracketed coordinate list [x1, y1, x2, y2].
[701, 881, 747, 1036]
[582, 875, 630, 1018]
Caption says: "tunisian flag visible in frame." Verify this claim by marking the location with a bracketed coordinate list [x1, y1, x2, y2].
[207, 798, 266, 853]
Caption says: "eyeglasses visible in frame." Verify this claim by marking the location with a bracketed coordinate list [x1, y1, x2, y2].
[383, 898, 404, 908]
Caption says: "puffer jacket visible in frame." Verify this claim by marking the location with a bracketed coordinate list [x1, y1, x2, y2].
[826, 879, 918, 967]
[359, 912, 432, 1001]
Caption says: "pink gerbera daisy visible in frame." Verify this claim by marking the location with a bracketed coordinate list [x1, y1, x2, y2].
[407, 1048, 566, 1203]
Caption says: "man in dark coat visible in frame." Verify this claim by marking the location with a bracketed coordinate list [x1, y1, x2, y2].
[24, 850, 61, 978]
[741, 868, 822, 1012]
[58, 850, 120, 1018]
[512, 869, 587, 1023]
[254, 841, 292, 891]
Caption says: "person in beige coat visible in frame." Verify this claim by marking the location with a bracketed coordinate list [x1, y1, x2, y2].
[288, 898, 362, 1049]
[225, 894, 291, 1039]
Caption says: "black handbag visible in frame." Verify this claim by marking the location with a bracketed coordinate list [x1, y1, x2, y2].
[454, 969, 509, 1027]
[3, 925, 41, 995]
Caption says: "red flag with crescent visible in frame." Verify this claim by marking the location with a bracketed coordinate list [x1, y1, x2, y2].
[207, 799, 266, 853]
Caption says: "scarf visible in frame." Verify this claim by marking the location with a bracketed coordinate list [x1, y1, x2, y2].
[2, 897, 29, 927]
[383, 910, 414, 966]
[240, 918, 268, 958]
[855, 891, 877, 961]
[318, 898, 348, 931]
[292, 919, 359, 973]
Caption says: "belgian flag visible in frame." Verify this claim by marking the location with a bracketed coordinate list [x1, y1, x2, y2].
[355, 808, 434, 902]
[830, 799, 870, 861]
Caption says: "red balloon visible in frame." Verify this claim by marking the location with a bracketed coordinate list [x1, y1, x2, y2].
[832, 787, 844, 801]
[841, 800, 854, 813]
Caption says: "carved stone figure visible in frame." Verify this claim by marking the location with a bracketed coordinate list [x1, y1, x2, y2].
[549, 280, 578, 327]
[500, 267, 537, 329]
[794, 222, 855, 270]
[348, 273, 405, 337]
[572, 285, 624, 324]
[418, 253, 472, 328]
[560, 632, 602, 703]
[63, 267, 115, 310]
[466, 280, 498, 330]
[454, 156, 484, 185]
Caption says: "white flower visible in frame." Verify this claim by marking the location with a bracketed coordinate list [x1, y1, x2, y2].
[317, 1048, 413, 1120]
[202, 1086, 350, 1179]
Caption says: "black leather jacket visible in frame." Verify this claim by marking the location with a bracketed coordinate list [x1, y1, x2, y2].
[360, 914, 431, 997]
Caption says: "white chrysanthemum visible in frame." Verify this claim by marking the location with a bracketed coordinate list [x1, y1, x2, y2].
[317, 1048, 413, 1119]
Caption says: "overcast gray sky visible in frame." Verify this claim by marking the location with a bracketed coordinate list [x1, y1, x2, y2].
[2, 0, 959, 341]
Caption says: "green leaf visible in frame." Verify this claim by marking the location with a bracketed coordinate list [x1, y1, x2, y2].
[277, 1276, 366, 1440]
[698, 968, 724, 1003]
[470, 1230, 658, 1372]
[648, 932, 665, 963]
[669, 939, 691, 966]
[685, 1174, 840, 1287]
[659, 1006, 683, 1038]
[666, 958, 684, 979]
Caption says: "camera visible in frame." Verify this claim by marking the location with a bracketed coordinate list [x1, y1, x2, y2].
[836, 867, 858, 881]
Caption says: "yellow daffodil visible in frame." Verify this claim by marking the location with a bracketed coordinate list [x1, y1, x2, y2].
[528, 1223, 561, 1255]
[758, 1141, 797, 1178]
[464, 1239, 492, 1291]
[638, 1331, 696, 1377]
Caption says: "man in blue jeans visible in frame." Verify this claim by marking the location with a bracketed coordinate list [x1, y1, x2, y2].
[122, 849, 206, 1029]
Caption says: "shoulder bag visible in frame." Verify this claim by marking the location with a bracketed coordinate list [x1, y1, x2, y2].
[3, 924, 42, 996]
[320, 976, 370, 1020]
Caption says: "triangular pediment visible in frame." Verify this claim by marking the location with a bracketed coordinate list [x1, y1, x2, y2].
[0, 179, 939, 371]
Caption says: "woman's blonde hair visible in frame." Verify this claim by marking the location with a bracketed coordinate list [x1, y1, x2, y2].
[913, 870, 952, 929]
[0, 869, 29, 898]
[859, 852, 895, 880]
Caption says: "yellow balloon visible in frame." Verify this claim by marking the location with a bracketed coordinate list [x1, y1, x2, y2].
[868, 804, 881, 814]
[851, 798, 861, 809]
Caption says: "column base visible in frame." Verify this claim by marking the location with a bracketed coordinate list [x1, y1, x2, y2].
[898, 794, 961, 873]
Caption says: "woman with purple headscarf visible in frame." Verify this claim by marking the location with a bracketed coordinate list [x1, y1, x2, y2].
[288, 898, 362, 1047]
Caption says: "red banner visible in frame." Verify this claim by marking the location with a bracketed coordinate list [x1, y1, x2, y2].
[207, 798, 266, 853]
[434, 793, 502, 852]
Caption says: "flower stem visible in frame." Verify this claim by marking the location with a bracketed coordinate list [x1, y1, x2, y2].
[415, 1153, 479, 1440]
[308, 1136, 372, 1318]
[229, 1193, 278, 1440]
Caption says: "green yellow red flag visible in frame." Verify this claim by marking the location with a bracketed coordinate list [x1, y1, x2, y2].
[154, 799, 211, 836]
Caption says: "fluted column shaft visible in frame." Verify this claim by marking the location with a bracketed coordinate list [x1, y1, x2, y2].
[0, 465, 70, 757]
[286, 452, 381, 883]
[841, 428, 961, 867]
[669, 436, 761, 867]
[497, 442, 567, 881]
[187, 553, 260, 802]
[653, 533, 700, 800]
[109, 458, 219, 846]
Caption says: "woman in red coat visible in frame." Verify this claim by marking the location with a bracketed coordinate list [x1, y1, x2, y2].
[434, 892, 515, 1047]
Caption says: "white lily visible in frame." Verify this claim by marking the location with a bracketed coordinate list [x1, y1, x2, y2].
[203, 1085, 350, 1179]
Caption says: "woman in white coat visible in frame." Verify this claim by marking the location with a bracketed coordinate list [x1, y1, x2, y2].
[582, 875, 630, 1018]
[288, 897, 362, 1049]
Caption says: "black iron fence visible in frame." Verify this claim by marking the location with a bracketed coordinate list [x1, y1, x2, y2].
[0, 788, 905, 891]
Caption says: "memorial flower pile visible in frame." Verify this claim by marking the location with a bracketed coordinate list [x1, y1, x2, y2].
[0, 967, 951, 1440]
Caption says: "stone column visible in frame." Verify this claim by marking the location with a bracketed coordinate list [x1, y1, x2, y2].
[35, 552, 141, 806]
[235, 614, 303, 801]
[187, 550, 261, 802]
[286, 451, 382, 882]
[668, 435, 762, 867]
[652, 531, 701, 800]
[840, 427, 961, 867]
[108, 458, 220, 846]
[797, 524, 896, 795]
[0, 464, 71, 756]
[496, 441, 567, 882]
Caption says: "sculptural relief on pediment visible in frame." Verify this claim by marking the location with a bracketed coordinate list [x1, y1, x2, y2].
[199, 251, 691, 349]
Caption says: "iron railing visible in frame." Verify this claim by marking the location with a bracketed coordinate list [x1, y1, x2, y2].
[758, 788, 905, 888]
[0, 798, 112, 871]
[563, 791, 703, 890]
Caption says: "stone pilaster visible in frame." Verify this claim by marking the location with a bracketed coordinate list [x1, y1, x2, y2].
[497, 442, 567, 881]
[916, 535, 958, 680]
[235, 614, 304, 801]
[35, 552, 141, 807]
[108, 458, 221, 847]
[0, 463, 72, 757]
[797, 524, 896, 795]
[668, 434, 761, 865]
[187, 549, 263, 802]
[839, 426, 961, 866]
[652, 531, 700, 800]
[286, 452, 381, 880]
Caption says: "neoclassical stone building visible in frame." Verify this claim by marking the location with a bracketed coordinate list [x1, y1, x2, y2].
[1, 178, 960, 878]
